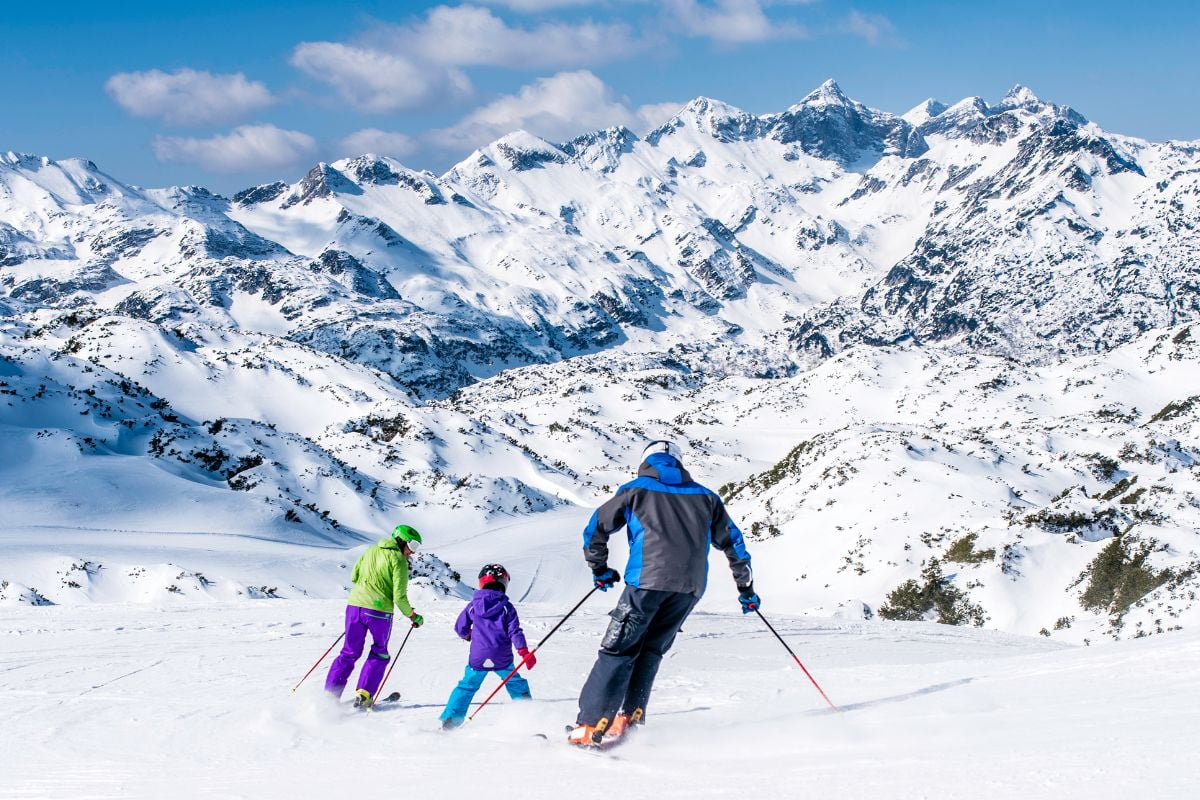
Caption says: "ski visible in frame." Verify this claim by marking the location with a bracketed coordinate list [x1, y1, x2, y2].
[366, 691, 402, 712]
[349, 690, 401, 714]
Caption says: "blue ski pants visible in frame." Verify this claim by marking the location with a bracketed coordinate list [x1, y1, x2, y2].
[439, 664, 532, 721]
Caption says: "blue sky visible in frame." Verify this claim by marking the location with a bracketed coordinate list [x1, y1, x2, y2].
[3, 0, 1198, 193]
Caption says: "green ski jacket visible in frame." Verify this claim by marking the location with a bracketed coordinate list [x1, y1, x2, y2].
[347, 537, 413, 617]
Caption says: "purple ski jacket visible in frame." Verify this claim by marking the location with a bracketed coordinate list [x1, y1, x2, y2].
[454, 588, 529, 670]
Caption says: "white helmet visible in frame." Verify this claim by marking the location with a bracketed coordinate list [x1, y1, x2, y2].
[642, 439, 683, 463]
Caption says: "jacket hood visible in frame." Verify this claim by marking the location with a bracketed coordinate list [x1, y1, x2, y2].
[470, 588, 510, 619]
[639, 452, 691, 485]
[377, 537, 402, 551]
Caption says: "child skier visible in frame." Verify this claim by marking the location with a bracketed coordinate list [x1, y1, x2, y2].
[324, 524, 425, 709]
[439, 564, 535, 729]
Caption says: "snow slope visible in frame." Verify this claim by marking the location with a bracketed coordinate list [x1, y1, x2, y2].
[4, 505, 1198, 797]
[2, 598, 1198, 799]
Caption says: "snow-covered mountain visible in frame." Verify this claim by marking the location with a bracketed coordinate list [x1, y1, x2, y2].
[2, 81, 1198, 643]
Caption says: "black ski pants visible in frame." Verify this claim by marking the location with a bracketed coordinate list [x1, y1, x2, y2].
[576, 586, 698, 726]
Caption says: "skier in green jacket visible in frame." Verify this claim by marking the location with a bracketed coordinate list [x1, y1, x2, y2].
[324, 524, 425, 708]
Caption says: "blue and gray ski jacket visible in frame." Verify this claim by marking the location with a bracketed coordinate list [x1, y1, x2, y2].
[583, 452, 753, 596]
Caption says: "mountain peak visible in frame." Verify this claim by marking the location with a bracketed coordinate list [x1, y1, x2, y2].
[994, 84, 1088, 125]
[998, 84, 1044, 109]
[485, 130, 567, 171]
[338, 152, 404, 169]
[491, 129, 560, 150]
[942, 96, 991, 118]
[800, 79, 851, 107]
[2, 151, 52, 170]
[647, 96, 755, 145]
[336, 154, 413, 187]
[902, 98, 948, 126]
[678, 96, 748, 120]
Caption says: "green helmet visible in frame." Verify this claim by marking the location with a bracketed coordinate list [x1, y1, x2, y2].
[392, 524, 423, 550]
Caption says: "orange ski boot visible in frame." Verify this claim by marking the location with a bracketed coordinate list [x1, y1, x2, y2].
[606, 708, 643, 742]
[567, 717, 609, 747]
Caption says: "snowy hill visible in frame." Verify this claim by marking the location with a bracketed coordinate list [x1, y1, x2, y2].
[2, 81, 1199, 643]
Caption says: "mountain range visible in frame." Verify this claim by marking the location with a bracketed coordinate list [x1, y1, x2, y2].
[2, 80, 1198, 644]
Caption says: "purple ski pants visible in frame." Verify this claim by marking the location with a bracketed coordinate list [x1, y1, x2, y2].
[324, 605, 394, 699]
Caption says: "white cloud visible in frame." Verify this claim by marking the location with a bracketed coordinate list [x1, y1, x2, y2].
[290, 41, 472, 113]
[385, 4, 642, 68]
[665, 0, 806, 43]
[433, 70, 680, 151]
[339, 129, 417, 159]
[152, 124, 317, 172]
[104, 68, 275, 125]
[841, 9, 900, 46]
[290, 6, 645, 115]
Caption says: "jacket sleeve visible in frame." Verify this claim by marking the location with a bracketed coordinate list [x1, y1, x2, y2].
[350, 553, 363, 584]
[505, 601, 529, 652]
[710, 496, 753, 589]
[391, 554, 413, 617]
[582, 489, 631, 574]
[454, 604, 472, 640]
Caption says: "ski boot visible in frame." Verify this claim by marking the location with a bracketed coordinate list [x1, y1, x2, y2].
[566, 716, 609, 748]
[353, 689, 374, 711]
[606, 708, 644, 742]
[566, 724, 604, 747]
[441, 717, 464, 731]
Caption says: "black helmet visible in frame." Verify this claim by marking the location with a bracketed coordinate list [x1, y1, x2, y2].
[478, 563, 511, 590]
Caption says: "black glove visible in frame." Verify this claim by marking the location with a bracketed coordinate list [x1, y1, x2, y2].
[593, 567, 621, 592]
[738, 584, 760, 614]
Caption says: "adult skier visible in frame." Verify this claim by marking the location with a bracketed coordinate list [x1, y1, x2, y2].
[324, 524, 425, 709]
[568, 440, 759, 747]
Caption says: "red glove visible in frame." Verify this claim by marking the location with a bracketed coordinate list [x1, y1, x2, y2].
[517, 647, 536, 669]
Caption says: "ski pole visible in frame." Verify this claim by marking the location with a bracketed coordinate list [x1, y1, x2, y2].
[468, 586, 598, 722]
[375, 622, 416, 701]
[291, 632, 345, 695]
[755, 609, 840, 713]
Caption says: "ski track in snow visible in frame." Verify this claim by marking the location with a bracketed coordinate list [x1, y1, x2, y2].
[77, 659, 165, 696]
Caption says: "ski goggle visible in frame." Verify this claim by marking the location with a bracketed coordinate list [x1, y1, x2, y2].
[393, 535, 420, 552]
